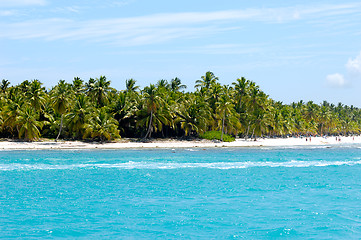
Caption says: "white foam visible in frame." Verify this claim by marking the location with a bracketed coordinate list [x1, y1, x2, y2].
[185, 149, 199, 151]
[2, 160, 361, 171]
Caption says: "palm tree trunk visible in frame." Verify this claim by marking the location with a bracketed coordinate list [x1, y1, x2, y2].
[56, 114, 63, 142]
[251, 127, 255, 140]
[320, 123, 324, 136]
[221, 112, 225, 141]
[16, 125, 20, 139]
[144, 111, 153, 139]
[238, 96, 242, 112]
[245, 121, 251, 140]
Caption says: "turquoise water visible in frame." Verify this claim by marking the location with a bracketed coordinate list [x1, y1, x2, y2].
[1, 146, 361, 239]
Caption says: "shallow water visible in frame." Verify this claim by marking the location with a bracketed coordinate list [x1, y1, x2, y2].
[1, 146, 361, 239]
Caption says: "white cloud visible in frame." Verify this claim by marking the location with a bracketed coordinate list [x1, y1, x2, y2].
[0, 0, 46, 7]
[0, 3, 360, 46]
[326, 52, 361, 88]
[346, 51, 361, 77]
[326, 73, 346, 87]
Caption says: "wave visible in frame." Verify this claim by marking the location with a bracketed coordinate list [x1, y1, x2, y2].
[1, 160, 361, 171]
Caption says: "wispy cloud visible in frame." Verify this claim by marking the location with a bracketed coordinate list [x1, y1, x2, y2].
[61, 7, 80, 14]
[0, 3, 360, 46]
[50, 6, 81, 15]
[0, 10, 17, 16]
[0, 0, 46, 7]
[110, 0, 135, 7]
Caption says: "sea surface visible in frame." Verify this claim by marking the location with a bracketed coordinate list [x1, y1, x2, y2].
[1, 145, 361, 239]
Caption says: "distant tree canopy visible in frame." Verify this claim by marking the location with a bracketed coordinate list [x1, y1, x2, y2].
[0, 72, 360, 141]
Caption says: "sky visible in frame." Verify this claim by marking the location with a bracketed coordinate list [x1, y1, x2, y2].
[1, 0, 361, 106]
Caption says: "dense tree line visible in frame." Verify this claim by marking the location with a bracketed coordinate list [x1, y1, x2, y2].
[0, 71, 360, 141]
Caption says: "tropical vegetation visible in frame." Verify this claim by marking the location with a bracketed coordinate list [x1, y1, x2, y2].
[0, 72, 361, 141]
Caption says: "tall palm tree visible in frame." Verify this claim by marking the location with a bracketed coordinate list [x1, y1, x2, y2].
[51, 80, 72, 141]
[232, 77, 249, 113]
[303, 101, 320, 135]
[89, 76, 111, 108]
[247, 86, 270, 140]
[138, 84, 170, 139]
[318, 103, 332, 136]
[216, 86, 240, 141]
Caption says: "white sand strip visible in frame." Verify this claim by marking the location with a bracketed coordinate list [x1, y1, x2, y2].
[0, 136, 360, 149]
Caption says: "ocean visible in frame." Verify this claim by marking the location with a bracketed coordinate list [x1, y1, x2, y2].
[1, 146, 361, 239]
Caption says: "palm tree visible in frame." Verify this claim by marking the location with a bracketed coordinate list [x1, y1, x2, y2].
[72, 77, 84, 95]
[18, 80, 30, 93]
[16, 105, 44, 141]
[51, 80, 72, 141]
[318, 102, 332, 136]
[85, 78, 96, 95]
[175, 94, 212, 136]
[26, 79, 47, 112]
[0, 79, 10, 95]
[269, 103, 284, 136]
[216, 86, 240, 141]
[303, 101, 320, 135]
[195, 71, 219, 93]
[83, 108, 120, 142]
[156, 79, 169, 90]
[88, 76, 111, 108]
[2, 97, 22, 137]
[125, 78, 139, 92]
[247, 86, 270, 140]
[110, 91, 139, 136]
[232, 77, 249, 113]
[170, 77, 186, 92]
[65, 94, 90, 139]
[137, 84, 170, 139]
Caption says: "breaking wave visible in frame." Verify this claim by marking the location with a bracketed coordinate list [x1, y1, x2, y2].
[1, 160, 361, 171]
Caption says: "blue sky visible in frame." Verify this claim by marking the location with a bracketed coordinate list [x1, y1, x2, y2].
[1, 0, 361, 106]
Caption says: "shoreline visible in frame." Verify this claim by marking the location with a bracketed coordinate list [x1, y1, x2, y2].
[0, 136, 360, 150]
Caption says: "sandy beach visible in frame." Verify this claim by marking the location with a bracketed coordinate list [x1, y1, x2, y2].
[0, 136, 360, 149]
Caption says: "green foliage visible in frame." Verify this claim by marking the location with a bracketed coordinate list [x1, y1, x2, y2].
[200, 131, 235, 142]
[0, 72, 361, 142]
